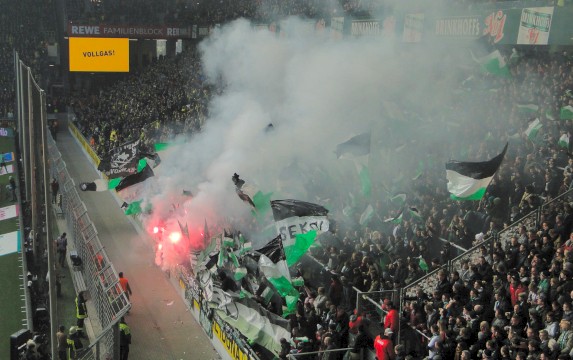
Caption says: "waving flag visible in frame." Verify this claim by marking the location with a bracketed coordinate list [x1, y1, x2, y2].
[115, 164, 155, 203]
[446, 143, 508, 201]
[211, 293, 291, 356]
[97, 139, 141, 179]
[559, 133, 570, 149]
[384, 208, 403, 224]
[561, 105, 573, 120]
[271, 199, 328, 266]
[472, 50, 511, 77]
[524, 118, 542, 141]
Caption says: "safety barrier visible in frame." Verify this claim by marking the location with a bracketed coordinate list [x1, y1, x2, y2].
[46, 133, 130, 359]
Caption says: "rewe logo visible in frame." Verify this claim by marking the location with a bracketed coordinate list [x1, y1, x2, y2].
[71, 25, 100, 35]
[483, 10, 506, 43]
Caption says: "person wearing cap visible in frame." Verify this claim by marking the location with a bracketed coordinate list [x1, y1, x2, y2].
[67, 326, 84, 360]
[383, 302, 398, 343]
[374, 327, 395, 360]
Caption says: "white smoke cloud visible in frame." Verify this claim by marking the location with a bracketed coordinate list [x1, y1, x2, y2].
[145, 16, 466, 255]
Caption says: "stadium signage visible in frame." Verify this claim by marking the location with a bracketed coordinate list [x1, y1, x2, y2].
[68, 24, 192, 39]
[212, 321, 250, 360]
[483, 10, 506, 43]
[517, 7, 554, 45]
[276, 216, 329, 241]
[435, 16, 480, 38]
[351, 20, 381, 36]
[0, 128, 13, 137]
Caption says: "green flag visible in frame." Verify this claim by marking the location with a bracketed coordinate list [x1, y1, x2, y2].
[124, 200, 142, 215]
[419, 257, 429, 271]
[561, 105, 573, 120]
[285, 231, 318, 267]
[559, 134, 570, 149]
[472, 50, 511, 77]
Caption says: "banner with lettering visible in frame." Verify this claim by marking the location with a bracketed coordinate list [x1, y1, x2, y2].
[67, 23, 192, 39]
[430, 8, 521, 44]
[517, 7, 554, 45]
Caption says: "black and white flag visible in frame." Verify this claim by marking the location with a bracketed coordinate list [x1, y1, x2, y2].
[98, 139, 141, 179]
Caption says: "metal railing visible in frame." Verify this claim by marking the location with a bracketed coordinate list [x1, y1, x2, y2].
[288, 347, 354, 360]
[46, 133, 130, 359]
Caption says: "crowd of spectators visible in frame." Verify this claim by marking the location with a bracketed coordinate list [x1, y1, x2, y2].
[71, 48, 210, 157]
[66, 20, 573, 359]
[274, 48, 573, 360]
[62, 1, 573, 360]
[67, 0, 386, 26]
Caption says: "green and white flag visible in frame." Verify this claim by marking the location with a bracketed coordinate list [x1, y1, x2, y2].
[559, 133, 570, 149]
[213, 294, 291, 356]
[516, 103, 539, 114]
[271, 199, 329, 266]
[524, 118, 542, 141]
[561, 105, 573, 120]
[409, 206, 423, 222]
[546, 109, 555, 121]
[446, 143, 508, 201]
[285, 231, 318, 267]
[472, 50, 511, 77]
[384, 208, 403, 224]
[256, 235, 300, 316]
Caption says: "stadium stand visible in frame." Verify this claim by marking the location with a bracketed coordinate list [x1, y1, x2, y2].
[8, 0, 573, 359]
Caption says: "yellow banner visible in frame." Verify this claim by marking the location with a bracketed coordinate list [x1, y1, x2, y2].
[69, 37, 129, 72]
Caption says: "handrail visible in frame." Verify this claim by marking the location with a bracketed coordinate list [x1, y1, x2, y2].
[412, 327, 431, 341]
[437, 237, 467, 252]
[288, 347, 354, 358]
